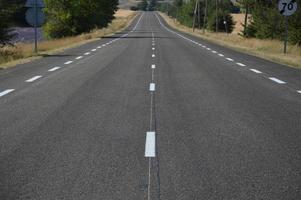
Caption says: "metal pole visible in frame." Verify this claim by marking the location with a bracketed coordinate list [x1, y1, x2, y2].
[203, 0, 207, 33]
[192, 0, 198, 32]
[34, 0, 38, 54]
[284, 16, 288, 54]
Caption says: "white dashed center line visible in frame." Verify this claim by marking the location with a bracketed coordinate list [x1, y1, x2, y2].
[92, 49, 97, 52]
[97, 46, 102, 49]
[149, 83, 156, 92]
[48, 67, 61, 72]
[151, 64, 156, 69]
[250, 69, 263, 74]
[76, 56, 83, 60]
[25, 76, 42, 83]
[212, 51, 217, 53]
[297, 91, 301, 94]
[218, 54, 224, 57]
[64, 61, 73, 65]
[84, 52, 90, 55]
[226, 58, 234, 61]
[0, 89, 15, 98]
[152, 48, 155, 50]
[145, 132, 156, 157]
[152, 54, 155, 58]
[206, 48, 211, 50]
[269, 77, 286, 84]
[236, 62, 246, 67]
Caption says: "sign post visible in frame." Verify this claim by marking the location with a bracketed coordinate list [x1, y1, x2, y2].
[25, 0, 45, 54]
[278, 0, 298, 54]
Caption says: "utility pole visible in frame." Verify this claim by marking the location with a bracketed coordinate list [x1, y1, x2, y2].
[192, 0, 198, 32]
[203, 0, 208, 33]
[198, 0, 201, 29]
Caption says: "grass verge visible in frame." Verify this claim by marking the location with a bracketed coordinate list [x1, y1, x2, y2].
[158, 12, 301, 69]
[0, 9, 137, 69]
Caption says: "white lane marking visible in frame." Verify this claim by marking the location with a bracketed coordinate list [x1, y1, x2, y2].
[151, 64, 156, 69]
[152, 47, 155, 50]
[76, 56, 83, 60]
[297, 90, 301, 94]
[97, 46, 102, 49]
[149, 83, 156, 92]
[203, 45, 206, 48]
[0, 89, 15, 98]
[152, 54, 155, 58]
[236, 62, 246, 67]
[250, 69, 263, 74]
[212, 51, 217, 53]
[25, 76, 42, 83]
[218, 54, 224, 57]
[206, 48, 211, 50]
[145, 132, 156, 157]
[106, 43, 110, 45]
[102, 44, 106, 47]
[226, 58, 234, 61]
[91, 49, 97, 52]
[64, 61, 73, 65]
[48, 67, 61, 72]
[269, 77, 286, 84]
[84, 52, 90, 55]
[152, 43, 155, 46]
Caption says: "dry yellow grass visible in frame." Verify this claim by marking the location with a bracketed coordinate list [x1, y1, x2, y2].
[0, 9, 137, 69]
[159, 12, 301, 69]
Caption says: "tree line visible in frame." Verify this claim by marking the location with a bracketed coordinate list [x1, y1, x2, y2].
[0, 0, 119, 46]
[157, 0, 301, 45]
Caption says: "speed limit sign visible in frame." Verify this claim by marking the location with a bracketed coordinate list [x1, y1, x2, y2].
[278, 0, 298, 16]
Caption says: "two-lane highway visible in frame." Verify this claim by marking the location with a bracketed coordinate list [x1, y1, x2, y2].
[0, 12, 300, 200]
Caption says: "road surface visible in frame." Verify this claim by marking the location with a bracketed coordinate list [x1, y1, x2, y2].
[0, 12, 300, 200]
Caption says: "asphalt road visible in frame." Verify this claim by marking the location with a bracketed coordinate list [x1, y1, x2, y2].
[0, 12, 301, 200]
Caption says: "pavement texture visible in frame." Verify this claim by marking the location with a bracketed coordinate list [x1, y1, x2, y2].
[0, 12, 300, 200]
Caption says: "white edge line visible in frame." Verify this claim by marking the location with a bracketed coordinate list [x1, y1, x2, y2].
[145, 132, 156, 157]
[226, 58, 234, 61]
[236, 62, 246, 67]
[0, 89, 15, 97]
[76, 56, 83, 60]
[64, 61, 73, 65]
[250, 69, 262, 74]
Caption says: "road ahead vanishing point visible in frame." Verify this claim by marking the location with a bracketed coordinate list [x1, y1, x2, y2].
[0, 12, 300, 200]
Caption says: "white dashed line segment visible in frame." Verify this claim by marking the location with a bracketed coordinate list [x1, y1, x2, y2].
[25, 76, 42, 83]
[152, 54, 155, 58]
[48, 67, 61, 72]
[236, 63, 246, 67]
[297, 91, 301, 94]
[149, 83, 156, 92]
[76, 56, 83, 60]
[269, 77, 286, 84]
[0, 89, 15, 98]
[84, 52, 90, 55]
[145, 132, 156, 157]
[151, 64, 156, 69]
[91, 49, 97, 52]
[218, 54, 224, 57]
[226, 58, 234, 61]
[64, 61, 73, 65]
[250, 69, 262, 74]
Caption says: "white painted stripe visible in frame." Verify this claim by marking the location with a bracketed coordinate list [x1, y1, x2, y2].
[152, 48, 155, 50]
[145, 132, 156, 157]
[151, 64, 156, 69]
[25, 76, 42, 82]
[152, 54, 155, 58]
[64, 61, 73, 65]
[207, 48, 211, 50]
[48, 67, 61, 72]
[226, 58, 234, 61]
[269, 77, 286, 84]
[250, 69, 263, 74]
[203, 46, 206, 48]
[84, 52, 90, 55]
[149, 83, 156, 92]
[297, 90, 301, 94]
[0, 89, 15, 97]
[236, 62, 246, 67]
[212, 51, 217, 53]
[97, 46, 102, 49]
[91, 49, 97, 52]
[76, 56, 83, 60]
[218, 54, 224, 57]
[152, 43, 155, 46]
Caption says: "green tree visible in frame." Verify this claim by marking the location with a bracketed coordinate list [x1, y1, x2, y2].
[138, 0, 148, 11]
[44, 0, 119, 38]
[0, 0, 16, 46]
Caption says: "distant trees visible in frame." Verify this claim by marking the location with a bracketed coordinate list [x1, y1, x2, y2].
[137, 0, 148, 11]
[0, 0, 16, 46]
[44, 0, 119, 38]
